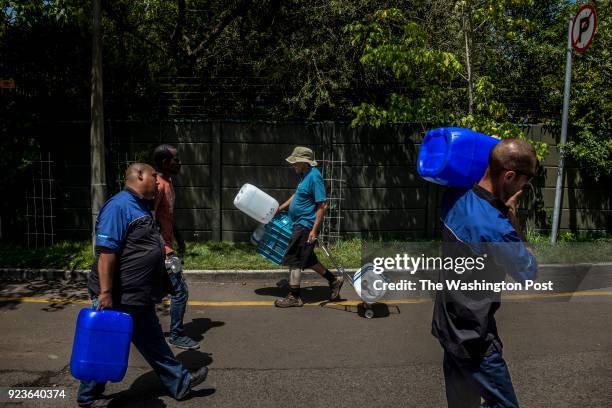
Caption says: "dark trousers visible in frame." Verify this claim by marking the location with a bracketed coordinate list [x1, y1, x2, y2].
[169, 270, 189, 339]
[281, 224, 319, 270]
[443, 349, 519, 408]
[77, 301, 191, 405]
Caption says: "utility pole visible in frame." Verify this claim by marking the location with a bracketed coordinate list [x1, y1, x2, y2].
[90, 0, 106, 251]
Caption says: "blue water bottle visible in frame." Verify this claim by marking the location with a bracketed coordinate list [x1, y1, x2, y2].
[70, 308, 133, 382]
[417, 127, 500, 188]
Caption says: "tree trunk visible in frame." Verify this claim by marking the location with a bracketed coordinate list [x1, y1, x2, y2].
[462, 7, 474, 114]
[171, 0, 186, 63]
[90, 0, 106, 252]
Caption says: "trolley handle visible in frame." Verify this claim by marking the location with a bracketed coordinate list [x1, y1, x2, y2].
[313, 238, 351, 281]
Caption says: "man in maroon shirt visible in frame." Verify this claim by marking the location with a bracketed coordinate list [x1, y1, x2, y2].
[154, 144, 199, 350]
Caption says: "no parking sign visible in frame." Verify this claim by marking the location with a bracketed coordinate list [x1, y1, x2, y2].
[572, 3, 597, 53]
[551, 3, 598, 244]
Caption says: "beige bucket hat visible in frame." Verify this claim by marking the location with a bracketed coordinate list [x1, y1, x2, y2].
[285, 146, 317, 166]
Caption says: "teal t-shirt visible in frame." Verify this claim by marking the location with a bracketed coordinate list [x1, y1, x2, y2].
[288, 167, 327, 229]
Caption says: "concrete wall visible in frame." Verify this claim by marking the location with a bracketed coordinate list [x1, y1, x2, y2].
[49, 121, 611, 241]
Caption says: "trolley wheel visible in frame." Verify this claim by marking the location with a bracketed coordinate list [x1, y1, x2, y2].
[364, 308, 375, 319]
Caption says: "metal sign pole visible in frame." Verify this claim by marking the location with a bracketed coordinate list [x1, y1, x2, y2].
[551, 17, 574, 244]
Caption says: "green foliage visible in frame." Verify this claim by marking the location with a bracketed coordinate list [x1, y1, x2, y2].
[456, 76, 548, 161]
[346, 8, 462, 128]
[0, 0, 609, 177]
[346, 6, 549, 162]
[565, 127, 612, 179]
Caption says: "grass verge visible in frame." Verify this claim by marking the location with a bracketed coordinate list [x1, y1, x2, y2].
[0, 235, 609, 270]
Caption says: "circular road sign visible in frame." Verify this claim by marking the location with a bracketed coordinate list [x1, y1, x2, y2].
[572, 3, 597, 53]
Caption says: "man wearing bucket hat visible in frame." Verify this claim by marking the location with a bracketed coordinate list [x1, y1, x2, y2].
[275, 146, 344, 307]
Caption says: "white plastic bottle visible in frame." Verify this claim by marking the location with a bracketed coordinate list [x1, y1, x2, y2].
[233, 183, 279, 224]
[250, 223, 266, 245]
[165, 256, 182, 274]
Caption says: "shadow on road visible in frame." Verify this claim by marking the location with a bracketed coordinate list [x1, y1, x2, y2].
[104, 317, 222, 407]
[0, 279, 88, 311]
[320, 301, 398, 319]
[254, 279, 337, 303]
[104, 370, 215, 407]
[184, 318, 225, 343]
[163, 317, 225, 344]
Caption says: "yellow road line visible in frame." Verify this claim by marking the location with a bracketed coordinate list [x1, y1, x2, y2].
[0, 291, 611, 307]
[504, 291, 612, 300]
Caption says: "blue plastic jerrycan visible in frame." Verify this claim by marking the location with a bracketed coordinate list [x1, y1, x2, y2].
[417, 127, 500, 188]
[70, 308, 133, 382]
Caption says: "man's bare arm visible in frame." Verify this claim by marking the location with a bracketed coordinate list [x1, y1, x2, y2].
[97, 249, 117, 310]
[308, 201, 327, 243]
[278, 194, 295, 212]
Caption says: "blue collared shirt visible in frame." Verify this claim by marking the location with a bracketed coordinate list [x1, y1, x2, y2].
[88, 188, 166, 306]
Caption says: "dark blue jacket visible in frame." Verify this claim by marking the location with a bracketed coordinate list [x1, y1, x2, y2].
[432, 184, 537, 358]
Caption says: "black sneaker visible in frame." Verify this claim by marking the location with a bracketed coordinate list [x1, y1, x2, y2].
[177, 366, 209, 400]
[329, 276, 344, 301]
[274, 293, 304, 308]
[78, 398, 114, 408]
[190, 366, 209, 389]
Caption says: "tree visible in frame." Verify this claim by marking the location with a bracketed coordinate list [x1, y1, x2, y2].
[344, 8, 462, 130]
[345, 6, 548, 160]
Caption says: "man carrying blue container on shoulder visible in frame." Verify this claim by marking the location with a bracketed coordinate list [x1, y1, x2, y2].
[275, 146, 343, 308]
[432, 139, 538, 408]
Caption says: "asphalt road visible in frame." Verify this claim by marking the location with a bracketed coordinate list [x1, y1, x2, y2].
[0, 278, 611, 408]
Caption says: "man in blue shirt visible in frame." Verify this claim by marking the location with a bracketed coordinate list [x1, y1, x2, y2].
[275, 146, 344, 307]
[432, 139, 538, 408]
[78, 163, 208, 407]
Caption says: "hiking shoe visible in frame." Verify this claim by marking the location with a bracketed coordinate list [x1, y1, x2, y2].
[329, 276, 344, 301]
[274, 293, 304, 308]
[169, 336, 200, 350]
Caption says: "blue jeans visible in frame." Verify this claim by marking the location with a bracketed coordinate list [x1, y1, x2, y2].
[77, 299, 191, 405]
[443, 348, 519, 408]
[169, 270, 189, 339]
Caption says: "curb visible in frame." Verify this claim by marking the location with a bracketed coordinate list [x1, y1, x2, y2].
[1, 263, 610, 282]
[0, 268, 357, 282]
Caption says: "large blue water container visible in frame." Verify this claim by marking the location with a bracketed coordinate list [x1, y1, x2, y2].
[257, 213, 294, 265]
[70, 308, 133, 382]
[417, 127, 500, 188]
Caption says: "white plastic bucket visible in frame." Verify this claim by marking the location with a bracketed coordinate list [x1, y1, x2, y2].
[233, 183, 279, 224]
[352, 264, 387, 304]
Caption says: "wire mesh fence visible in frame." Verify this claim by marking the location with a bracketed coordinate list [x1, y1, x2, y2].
[319, 150, 345, 246]
[25, 152, 56, 248]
